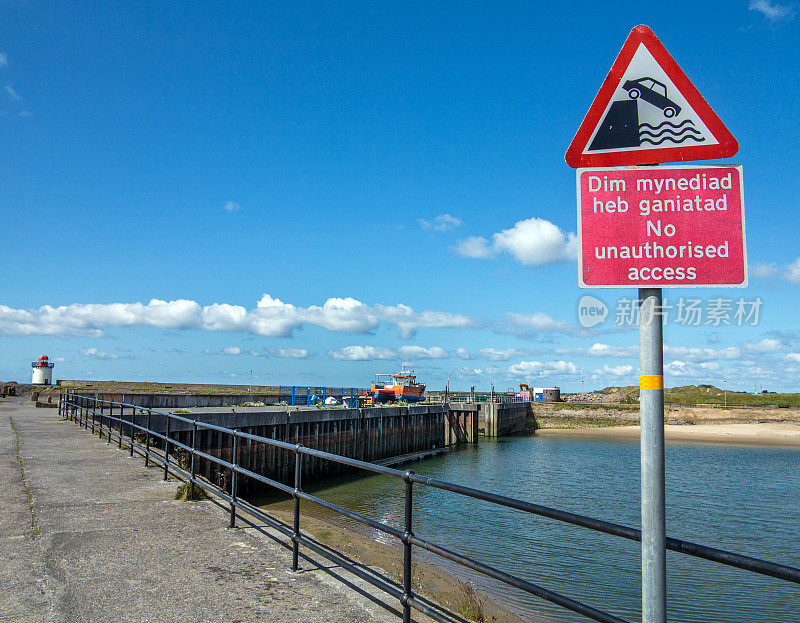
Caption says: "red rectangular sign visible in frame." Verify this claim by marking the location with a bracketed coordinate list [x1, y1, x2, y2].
[577, 165, 746, 288]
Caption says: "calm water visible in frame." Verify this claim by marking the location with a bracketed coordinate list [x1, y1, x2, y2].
[299, 436, 800, 622]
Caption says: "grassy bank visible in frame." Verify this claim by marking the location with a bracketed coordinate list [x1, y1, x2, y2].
[598, 384, 800, 407]
[530, 414, 635, 429]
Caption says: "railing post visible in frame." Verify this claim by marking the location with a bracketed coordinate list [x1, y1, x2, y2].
[402, 469, 415, 623]
[229, 432, 239, 529]
[145, 410, 152, 467]
[118, 404, 123, 449]
[292, 444, 303, 572]
[189, 421, 197, 500]
[89, 396, 95, 434]
[129, 407, 135, 457]
[107, 401, 112, 444]
[163, 415, 171, 481]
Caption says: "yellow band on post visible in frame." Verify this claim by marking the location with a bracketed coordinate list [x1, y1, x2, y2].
[640, 375, 664, 390]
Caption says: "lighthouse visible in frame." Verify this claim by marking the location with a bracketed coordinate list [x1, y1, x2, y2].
[31, 355, 55, 385]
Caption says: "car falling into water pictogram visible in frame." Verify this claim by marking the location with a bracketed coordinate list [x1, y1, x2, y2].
[622, 77, 681, 118]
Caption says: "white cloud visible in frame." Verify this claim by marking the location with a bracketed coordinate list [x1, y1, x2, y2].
[451, 236, 494, 259]
[419, 213, 462, 232]
[584, 343, 637, 358]
[5, 85, 21, 101]
[454, 366, 484, 377]
[328, 344, 450, 361]
[270, 348, 309, 359]
[0, 299, 201, 336]
[0, 53, 7, 67]
[596, 364, 633, 377]
[80, 347, 119, 360]
[787, 353, 800, 363]
[397, 345, 449, 360]
[751, 263, 780, 279]
[451, 217, 578, 266]
[752, 257, 800, 283]
[665, 360, 720, 378]
[743, 338, 782, 353]
[306, 297, 379, 334]
[506, 312, 581, 335]
[453, 218, 578, 267]
[478, 347, 526, 361]
[207, 345, 310, 359]
[664, 345, 741, 362]
[0, 295, 475, 340]
[492, 218, 578, 266]
[223, 201, 240, 212]
[785, 258, 800, 284]
[749, 0, 794, 21]
[507, 360, 580, 377]
[328, 346, 397, 361]
[374, 303, 475, 339]
[454, 347, 472, 359]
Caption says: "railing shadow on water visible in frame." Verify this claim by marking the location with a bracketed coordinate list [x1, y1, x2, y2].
[58, 392, 800, 623]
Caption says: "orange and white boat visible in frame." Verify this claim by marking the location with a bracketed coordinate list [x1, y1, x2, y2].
[362, 371, 426, 405]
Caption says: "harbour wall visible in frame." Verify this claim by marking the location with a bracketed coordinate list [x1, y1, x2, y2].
[93, 392, 282, 409]
[95, 403, 450, 494]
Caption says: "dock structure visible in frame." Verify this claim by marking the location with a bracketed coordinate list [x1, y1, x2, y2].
[91, 402, 451, 494]
[477, 401, 529, 437]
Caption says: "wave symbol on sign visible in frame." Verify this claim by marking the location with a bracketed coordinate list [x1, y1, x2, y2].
[639, 120, 705, 146]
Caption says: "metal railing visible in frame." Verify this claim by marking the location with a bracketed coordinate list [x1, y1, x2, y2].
[277, 385, 368, 406]
[59, 392, 800, 623]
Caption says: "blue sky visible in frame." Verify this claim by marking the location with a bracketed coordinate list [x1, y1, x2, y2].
[2, 1, 799, 392]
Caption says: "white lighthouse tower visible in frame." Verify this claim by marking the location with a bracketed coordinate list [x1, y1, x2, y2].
[31, 355, 54, 385]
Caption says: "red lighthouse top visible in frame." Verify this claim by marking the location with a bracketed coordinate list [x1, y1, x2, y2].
[32, 355, 54, 368]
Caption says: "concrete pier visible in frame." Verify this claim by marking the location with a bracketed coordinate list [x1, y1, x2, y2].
[0, 397, 407, 622]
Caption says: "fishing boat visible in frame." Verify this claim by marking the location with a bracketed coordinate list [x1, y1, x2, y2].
[360, 371, 426, 405]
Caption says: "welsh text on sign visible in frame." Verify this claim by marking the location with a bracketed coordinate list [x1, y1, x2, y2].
[577, 165, 746, 288]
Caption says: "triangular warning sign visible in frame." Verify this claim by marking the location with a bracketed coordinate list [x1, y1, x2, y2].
[565, 25, 738, 168]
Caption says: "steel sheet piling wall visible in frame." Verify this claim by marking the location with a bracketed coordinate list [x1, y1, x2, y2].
[149, 405, 448, 495]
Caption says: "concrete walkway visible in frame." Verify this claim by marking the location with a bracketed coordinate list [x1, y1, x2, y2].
[0, 397, 412, 623]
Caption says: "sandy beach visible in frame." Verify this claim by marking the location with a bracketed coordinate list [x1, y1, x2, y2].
[535, 422, 800, 447]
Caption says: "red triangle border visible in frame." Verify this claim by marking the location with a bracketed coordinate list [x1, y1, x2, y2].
[565, 25, 738, 168]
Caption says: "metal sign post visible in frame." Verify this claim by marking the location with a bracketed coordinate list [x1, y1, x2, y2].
[566, 25, 743, 623]
[639, 288, 666, 623]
